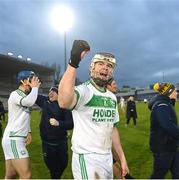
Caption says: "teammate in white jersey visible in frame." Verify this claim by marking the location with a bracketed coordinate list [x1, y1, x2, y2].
[2, 70, 41, 179]
[58, 40, 129, 179]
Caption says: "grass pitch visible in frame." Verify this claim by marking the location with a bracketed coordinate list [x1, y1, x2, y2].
[0, 101, 178, 178]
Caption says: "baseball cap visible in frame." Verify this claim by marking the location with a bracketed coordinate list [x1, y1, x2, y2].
[49, 85, 58, 94]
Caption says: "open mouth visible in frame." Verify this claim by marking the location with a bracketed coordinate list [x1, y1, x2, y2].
[99, 72, 108, 79]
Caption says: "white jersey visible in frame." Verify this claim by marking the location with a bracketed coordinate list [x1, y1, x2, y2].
[72, 80, 119, 154]
[3, 87, 38, 139]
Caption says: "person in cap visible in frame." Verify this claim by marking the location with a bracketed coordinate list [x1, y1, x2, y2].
[148, 82, 179, 179]
[58, 40, 129, 179]
[1, 70, 41, 179]
[35, 85, 73, 179]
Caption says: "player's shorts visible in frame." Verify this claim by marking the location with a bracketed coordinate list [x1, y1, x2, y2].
[72, 152, 113, 179]
[2, 137, 29, 160]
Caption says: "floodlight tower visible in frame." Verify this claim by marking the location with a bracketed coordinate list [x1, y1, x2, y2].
[50, 5, 74, 72]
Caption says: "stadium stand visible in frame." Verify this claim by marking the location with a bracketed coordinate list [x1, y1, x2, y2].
[0, 54, 56, 110]
[117, 86, 179, 102]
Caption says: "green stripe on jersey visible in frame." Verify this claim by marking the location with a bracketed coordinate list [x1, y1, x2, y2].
[83, 80, 90, 86]
[20, 96, 26, 107]
[70, 90, 80, 110]
[90, 80, 106, 93]
[85, 94, 116, 109]
[75, 90, 80, 104]
[114, 121, 120, 128]
[16, 89, 26, 97]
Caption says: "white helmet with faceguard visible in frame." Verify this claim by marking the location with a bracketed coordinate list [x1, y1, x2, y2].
[90, 52, 116, 87]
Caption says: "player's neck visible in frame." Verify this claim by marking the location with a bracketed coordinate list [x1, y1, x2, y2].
[18, 85, 26, 93]
[90, 79, 106, 92]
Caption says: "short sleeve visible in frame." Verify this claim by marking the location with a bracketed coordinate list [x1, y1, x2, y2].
[73, 84, 91, 110]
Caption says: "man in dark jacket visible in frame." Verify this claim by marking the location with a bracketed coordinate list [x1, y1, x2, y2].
[36, 85, 73, 179]
[148, 82, 179, 179]
[126, 96, 137, 127]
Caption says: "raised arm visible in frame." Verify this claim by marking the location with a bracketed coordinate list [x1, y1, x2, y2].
[21, 76, 41, 107]
[58, 40, 90, 109]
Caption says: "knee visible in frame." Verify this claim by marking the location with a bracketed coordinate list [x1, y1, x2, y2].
[26, 171, 32, 179]
[5, 172, 17, 179]
[20, 170, 32, 179]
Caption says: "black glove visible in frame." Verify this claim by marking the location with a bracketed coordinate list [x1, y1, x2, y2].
[69, 40, 90, 68]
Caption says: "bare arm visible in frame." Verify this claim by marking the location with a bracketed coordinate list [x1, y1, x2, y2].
[112, 127, 129, 177]
[58, 65, 77, 109]
[58, 40, 90, 109]
[25, 132, 32, 145]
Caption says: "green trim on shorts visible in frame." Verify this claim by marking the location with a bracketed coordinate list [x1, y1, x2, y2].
[79, 154, 88, 180]
[9, 135, 27, 138]
[10, 140, 19, 159]
[9, 131, 27, 138]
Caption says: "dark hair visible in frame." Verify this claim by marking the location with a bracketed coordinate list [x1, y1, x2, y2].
[107, 77, 114, 85]
[49, 85, 58, 94]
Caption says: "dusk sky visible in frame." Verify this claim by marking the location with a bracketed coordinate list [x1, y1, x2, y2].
[0, 0, 179, 88]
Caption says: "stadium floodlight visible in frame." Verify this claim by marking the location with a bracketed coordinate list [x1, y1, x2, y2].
[50, 5, 74, 32]
[27, 57, 31, 61]
[7, 52, 13, 56]
[50, 5, 74, 72]
[17, 55, 23, 59]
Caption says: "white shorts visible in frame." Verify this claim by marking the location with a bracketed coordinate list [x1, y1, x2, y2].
[2, 137, 29, 160]
[72, 152, 113, 179]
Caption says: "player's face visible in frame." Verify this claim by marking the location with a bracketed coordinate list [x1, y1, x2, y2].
[92, 61, 114, 81]
[110, 80, 117, 93]
[22, 79, 31, 93]
[107, 80, 117, 93]
[48, 90, 58, 102]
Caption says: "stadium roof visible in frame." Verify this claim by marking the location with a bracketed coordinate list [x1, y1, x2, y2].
[0, 54, 55, 75]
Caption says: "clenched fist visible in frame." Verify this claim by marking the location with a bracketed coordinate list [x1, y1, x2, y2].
[69, 40, 90, 68]
[49, 118, 59, 126]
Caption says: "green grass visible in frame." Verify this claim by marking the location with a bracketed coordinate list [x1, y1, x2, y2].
[0, 102, 179, 179]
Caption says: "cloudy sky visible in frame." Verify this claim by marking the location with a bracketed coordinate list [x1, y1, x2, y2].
[0, 0, 179, 88]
